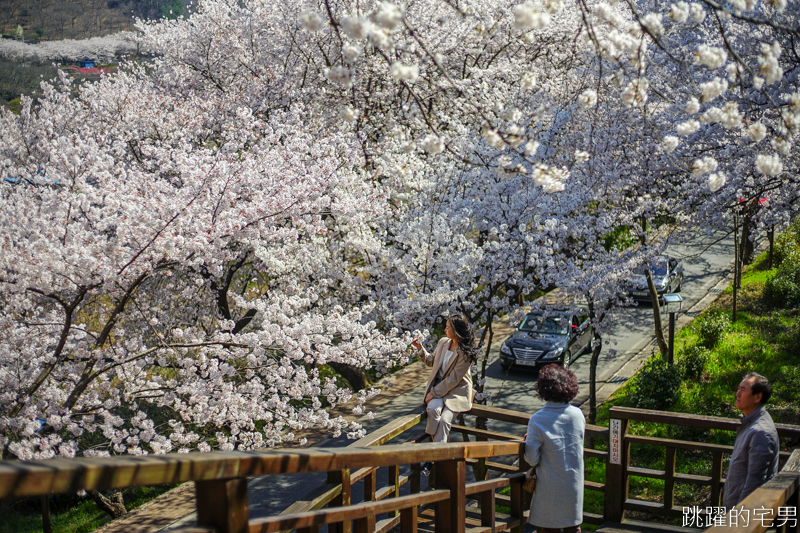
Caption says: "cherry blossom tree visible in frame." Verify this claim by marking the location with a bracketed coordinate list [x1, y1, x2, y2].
[3, 0, 800, 463]
[0, 32, 138, 62]
[0, 64, 410, 460]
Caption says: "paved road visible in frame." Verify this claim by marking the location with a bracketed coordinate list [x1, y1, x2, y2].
[488, 230, 735, 417]
[161, 230, 738, 529]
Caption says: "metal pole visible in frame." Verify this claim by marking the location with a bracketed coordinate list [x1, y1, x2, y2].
[668, 311, 676, 365]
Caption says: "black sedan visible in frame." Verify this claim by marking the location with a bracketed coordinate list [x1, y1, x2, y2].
[499, 308, 593, 372]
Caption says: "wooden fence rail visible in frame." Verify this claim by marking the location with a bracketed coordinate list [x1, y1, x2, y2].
[606, 406, 800, 530]
[2, 405, 798, 533]
[0, 441, 526, 533]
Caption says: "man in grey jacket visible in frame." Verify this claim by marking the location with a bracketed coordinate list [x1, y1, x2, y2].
[722, 372, 780, 510]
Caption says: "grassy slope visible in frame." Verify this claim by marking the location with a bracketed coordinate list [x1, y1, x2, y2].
[580, 249, 800, 523]
[0, 485, 175, 533]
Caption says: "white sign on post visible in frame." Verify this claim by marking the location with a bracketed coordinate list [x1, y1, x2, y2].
[610, 419, 621, 465]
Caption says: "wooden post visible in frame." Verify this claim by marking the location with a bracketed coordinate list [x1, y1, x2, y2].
[480, 489, 496, 533]
[353, 516, 375, 533]
[388, 465, 400, 518]
[475, 434, 489, 481]
[41, 495, 52, 533]
[328, 469, 352, 533]
[400, 506, 418, 533]
[605, 418, 629, 522]
[410, 463, 421, 495]
[664, 446, 676, 511]
[510, 473, 524, 533]
[361, 469, 377, 532]
[511, 447, 528, 533]
[433, 459, 466, 533]
[364, 469, 377, 503]
[195, 478, 249, 533]
[710, 451, 723, 507]
[519, 447, 532, 511]
[784, 484, 799, 533]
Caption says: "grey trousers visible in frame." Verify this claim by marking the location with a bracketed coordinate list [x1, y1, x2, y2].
[426, 398, 456, 443]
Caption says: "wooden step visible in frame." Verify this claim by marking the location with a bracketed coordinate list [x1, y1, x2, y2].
[414, 505, 527, 532]
[596, 518, 704, 533]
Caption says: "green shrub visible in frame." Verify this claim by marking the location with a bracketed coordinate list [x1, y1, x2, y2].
[628, 358, 683, 411]
[7, 97, 21, 114]
[774, 218, 800, 267]
[677, 345, 709, 381]
[772, 365, 800, 406]
[765, 249, 800, 308]
[696, 311, 731, 348]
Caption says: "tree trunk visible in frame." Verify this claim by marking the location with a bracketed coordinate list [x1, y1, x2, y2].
[587, 332, 603, 426]
[733, 216, 739, 322]
[475, 315, 495, 430]
[90, 490, 127, 519]
[328, 362, 371, 392]
[740, 216, 754, 265]
[768, 226, 775, 270]
[646, 269, 668, 358]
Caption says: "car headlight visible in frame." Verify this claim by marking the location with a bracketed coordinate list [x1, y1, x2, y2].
[500, 344, 512, 356]
[541, 347, 563, 360]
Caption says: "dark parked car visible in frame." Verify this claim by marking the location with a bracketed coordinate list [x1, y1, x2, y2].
[626, 256, 683, 302]
[499, 308, 593, 372]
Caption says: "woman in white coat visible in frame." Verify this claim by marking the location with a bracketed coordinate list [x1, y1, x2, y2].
[525, 364, 585, 533]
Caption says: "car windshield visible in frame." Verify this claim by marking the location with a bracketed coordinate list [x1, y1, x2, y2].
[518, 312, 570, 335]
[635, 259, 669, 277]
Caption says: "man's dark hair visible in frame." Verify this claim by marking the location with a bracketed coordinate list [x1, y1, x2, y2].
[744, 372, 772, 405]
[535, 364, 579, 403]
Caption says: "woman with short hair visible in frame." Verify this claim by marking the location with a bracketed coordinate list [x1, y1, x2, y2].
[525, 363, 585, 533]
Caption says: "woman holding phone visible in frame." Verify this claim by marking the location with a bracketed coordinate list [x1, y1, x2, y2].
[411, 313, 477, 451]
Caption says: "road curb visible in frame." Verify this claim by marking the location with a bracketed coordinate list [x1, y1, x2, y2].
[578, 239, 763, 416]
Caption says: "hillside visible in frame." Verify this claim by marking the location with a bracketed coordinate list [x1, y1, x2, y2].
[0, 0, 183, 41]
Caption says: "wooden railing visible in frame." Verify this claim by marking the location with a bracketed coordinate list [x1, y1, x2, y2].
[606, 406, 800, 529]
[1, 405, 798, 533]
[280, 404, 611, 530]
[0, 439, 526, 533]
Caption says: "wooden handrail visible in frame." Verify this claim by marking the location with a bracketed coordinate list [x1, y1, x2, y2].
[705, 449, 800, 533]
[249, 489, 451, 532]
[467, 404, 531, 425]
[19, 405, 800, 533]
[0, 441, 523, 500]
[350, 409, 427, 447]
[609, 406, 800, 439]
[627, 434, 733, 454]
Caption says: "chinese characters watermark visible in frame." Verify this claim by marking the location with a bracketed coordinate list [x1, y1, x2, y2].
[682, 506, 797, 528]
